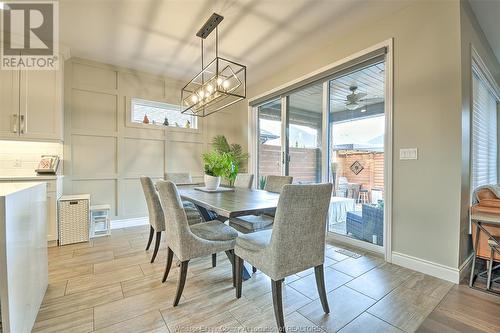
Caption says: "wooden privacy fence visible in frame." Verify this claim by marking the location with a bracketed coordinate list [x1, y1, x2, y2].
[258, 144, 321, 183]
[335, 152, 384, 191]
[258, 144, 384, 192]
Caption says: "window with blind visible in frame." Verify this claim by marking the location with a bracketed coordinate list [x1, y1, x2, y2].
[471, 71, 498, 190]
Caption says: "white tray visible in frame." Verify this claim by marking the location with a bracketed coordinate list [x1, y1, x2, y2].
[194, 186, 234, 193]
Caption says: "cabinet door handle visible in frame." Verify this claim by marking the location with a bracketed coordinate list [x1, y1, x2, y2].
[11, 114, 18, 133]
[19, 114, 25, 134]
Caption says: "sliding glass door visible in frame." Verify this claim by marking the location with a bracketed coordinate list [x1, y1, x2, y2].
[254, 52, 388, 250]
[287, 83, 324, 183]
[257, 86, 324, 186]
[328, 62, 386, 247]
[257, 99, 283, 188]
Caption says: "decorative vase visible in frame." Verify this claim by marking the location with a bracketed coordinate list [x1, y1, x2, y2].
[204, 174, 221, 190]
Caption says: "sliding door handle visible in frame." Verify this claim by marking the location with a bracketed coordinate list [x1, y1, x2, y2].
[11, 114, 18, 133]
[19, 114, 25, 134]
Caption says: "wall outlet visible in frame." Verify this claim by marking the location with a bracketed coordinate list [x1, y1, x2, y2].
[400, 148, 418, 160]
[13, 159, 22, 168]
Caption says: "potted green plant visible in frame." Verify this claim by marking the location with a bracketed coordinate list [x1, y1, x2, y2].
[211, 135, 249, 186]
[202, 151, 237, 190]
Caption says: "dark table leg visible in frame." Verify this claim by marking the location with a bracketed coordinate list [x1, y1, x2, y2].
[195, 204, 251, 280]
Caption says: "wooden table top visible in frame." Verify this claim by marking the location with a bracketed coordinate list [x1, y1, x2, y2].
[178, 186, 280, 218]
[471, 212, 500, 226]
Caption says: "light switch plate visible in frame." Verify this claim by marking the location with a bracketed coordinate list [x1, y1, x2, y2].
[400, 148, 418, 160]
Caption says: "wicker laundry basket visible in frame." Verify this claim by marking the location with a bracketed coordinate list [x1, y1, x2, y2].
[58, 194, 90, 246]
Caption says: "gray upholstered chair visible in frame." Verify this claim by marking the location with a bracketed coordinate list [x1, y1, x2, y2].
[264, 175, 293, 193]
[140, 177, 166, 263]
[164, 172, 203, 225]
[233, 173, 254, 189]
[156, 180, 239, 306]
[166, 171, 223, 267]
[165, 172, 193, 185]
[234, 183, 333, 332]
[229, 175, 293, 233]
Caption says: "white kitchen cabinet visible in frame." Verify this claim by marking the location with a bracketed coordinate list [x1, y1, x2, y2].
[0, 56, 63, 141]
[19, 68, 63, 140]
[0, 69, 20, 138]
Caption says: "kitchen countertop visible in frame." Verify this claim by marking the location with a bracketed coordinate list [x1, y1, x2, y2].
[0, 174, 62, 181]
[0, 182, 45, 197]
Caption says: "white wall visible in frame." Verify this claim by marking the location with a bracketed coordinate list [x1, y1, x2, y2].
[63, 58, 244, 220]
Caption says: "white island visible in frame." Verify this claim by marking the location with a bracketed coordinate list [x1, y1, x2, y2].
[0, 182, 48, 333]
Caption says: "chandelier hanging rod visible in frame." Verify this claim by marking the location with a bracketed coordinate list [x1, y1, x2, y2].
[198, 13, 223, 81]
[196, 13, 224, 39]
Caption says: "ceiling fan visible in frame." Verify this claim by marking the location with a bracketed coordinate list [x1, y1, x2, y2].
[308, 83, 383, 111]
[339, 85, 368, 110]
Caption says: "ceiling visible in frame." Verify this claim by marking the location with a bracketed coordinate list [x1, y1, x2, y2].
[59, 0, 411, 85]
[289, 62, 385, 112]
[469, 0, 500, 64]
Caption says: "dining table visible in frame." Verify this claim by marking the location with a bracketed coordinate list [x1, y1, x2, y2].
[178, 186, 280, 279]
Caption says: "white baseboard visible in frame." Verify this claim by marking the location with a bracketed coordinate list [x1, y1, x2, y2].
[111, 217, 148, 229]
[392, 252, 460, 284]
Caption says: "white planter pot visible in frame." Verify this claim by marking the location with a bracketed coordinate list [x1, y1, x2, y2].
[204, 175, 221, 190]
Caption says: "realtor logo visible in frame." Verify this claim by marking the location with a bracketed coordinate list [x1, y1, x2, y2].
[1, 1, 59, 70]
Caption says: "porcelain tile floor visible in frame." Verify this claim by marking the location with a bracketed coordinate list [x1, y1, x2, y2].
[35, 225, 454, 333]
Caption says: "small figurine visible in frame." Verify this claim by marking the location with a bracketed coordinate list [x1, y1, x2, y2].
[185, 120, 191, 129]
[152, 120, 156, 125]
[163, 117, 169, 126]
[143, 115, 150, 124]
[175, 122, 180, 127]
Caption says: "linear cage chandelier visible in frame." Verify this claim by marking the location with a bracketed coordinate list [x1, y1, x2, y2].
[181, 13, 246, 117]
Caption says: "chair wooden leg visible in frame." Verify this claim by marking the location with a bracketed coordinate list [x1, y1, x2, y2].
[173, 260, 189, 306]
[252, 266, 257, 274]
[150, 231, 161, 263]
[145, 226, 154, 250]
[226, 250, 235, 287]
[212, 253, 217, 267]
[162, 247, 174, 283]
[314, 264, 330, 313]
[271, 279, 285, 332]
[235, 255, 243, 298]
